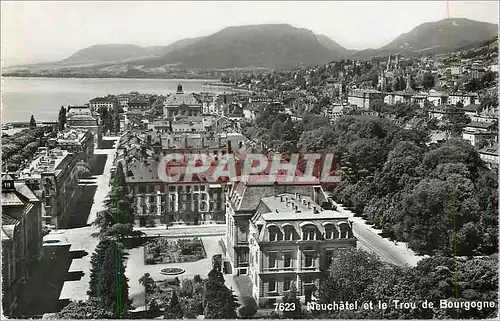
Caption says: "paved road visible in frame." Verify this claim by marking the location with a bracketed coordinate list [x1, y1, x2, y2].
[50, 142, 118, 301]
[331, 201, 425, 267]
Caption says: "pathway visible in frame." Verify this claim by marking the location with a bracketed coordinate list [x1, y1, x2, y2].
[45, 139, 118, 302]
[331, 201, 428, 267]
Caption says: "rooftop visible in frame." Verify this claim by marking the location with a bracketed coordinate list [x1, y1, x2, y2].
[18, 148, 71, 179]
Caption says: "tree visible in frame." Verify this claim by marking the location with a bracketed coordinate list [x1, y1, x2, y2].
[319, 249, 383, 303]
[139, 273, 156, 313]
[164, 291, 183, 319]
[58, 106, 67, 131]
[422, 73, 435, 90]
[204, 268, 239, 319]
[88, 239, 131, 318]
[56, 299, 114, 319]
[30, 115, 37, 129]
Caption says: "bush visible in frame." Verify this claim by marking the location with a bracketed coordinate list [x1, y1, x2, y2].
[239, 304, 257, 318]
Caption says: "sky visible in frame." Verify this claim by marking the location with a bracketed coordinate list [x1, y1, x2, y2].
[1, 1, 499, 67]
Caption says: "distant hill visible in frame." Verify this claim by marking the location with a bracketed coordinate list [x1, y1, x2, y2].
[62, 38, 203, 64]
[4, 18, 498, 75]
[355, 18, 498, 58]
[135, 24, 338, 69]
[315, 34, 356, 57]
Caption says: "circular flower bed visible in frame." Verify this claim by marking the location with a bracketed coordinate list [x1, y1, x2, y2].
[160, 267, 185, 275]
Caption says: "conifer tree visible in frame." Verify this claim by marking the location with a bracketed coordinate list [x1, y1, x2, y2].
[203, 268, 239, 319]
[30, 115, 37, 129]
[164, 291, 183, 319]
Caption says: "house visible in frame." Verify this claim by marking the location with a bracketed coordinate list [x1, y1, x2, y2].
[51, 128, 94, 164]
[2, 174, 43, 316]
[427, 90, 448, 107]
[447, 92, 479, 106]
[18, 147, 81, 228]
[89, 97, 115, 111]
[225, 175, 330, 277]
[478, 143, 498, 169]
[347, 89, 384, 109]
[247, 193, 356, 306]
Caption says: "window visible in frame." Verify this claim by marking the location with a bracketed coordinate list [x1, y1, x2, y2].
[148, 186, 155, 193]
[160, 185, 165, 193]
[303, 228, 316, 241]
[284, 226, 294, 241]
[268, 252, 278, 268]
[304, 252, 315, 268]
[268, 280, 276, 292]
[169, 186, 175, 192]
[139, 186, 146, 193]
[325, 224, 335, 239]
[325, 250, 334, 269]
[284, 252, 292, 268]
[269, 226, 280, 241]
[339, 223, 349, 238]
[284, 278, 291, 291]
[149, 196, 155, 203]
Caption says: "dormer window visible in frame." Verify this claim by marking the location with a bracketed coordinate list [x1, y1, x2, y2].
[303, 228, 316, 241]
[268, 226, 281, 242]
[324, 223, 336, 240]
[284, 225, 294, 241]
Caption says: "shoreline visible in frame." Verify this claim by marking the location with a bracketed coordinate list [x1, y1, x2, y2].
[2, 75, 221, 82]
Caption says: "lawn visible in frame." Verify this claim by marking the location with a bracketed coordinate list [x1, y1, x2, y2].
[144, 237, 206, 265]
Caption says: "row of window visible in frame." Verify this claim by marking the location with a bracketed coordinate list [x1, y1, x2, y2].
[268, 224, 350, 241]
[267, 277, 316, 293]
[137, 185, 209, 193]
[267, 251, 315, 269]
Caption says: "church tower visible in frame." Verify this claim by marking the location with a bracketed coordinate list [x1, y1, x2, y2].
[176, 83, 184, 94]
[405, 73, 412, 91]
[386, 55, 392, 71]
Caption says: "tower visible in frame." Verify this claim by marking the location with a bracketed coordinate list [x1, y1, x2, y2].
[176, 83, 184, 94]
[386, 55, 391, 71]
[406, 73, 412, 91]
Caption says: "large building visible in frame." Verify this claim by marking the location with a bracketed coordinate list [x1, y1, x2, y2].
[49, 128, 94, 164]
[18, 147, 80, 228]
[225, 175, 335, 277]
[1, 174, 43, 316]
[89, 97, 116, 111]
[163, 84, 203, 119]
[66, 106, 101, 147]
[347, 89, 384, 109]
[116, 131, 241, 226]
[248, 193, 356, 306]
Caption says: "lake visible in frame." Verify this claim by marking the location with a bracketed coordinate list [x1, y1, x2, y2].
[1, 77, 233, 123]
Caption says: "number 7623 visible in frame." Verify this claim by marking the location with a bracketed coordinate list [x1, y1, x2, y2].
[274, 302, 296, 311]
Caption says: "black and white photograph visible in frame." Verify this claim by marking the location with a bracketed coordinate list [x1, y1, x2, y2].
[1, 1, 498, 319]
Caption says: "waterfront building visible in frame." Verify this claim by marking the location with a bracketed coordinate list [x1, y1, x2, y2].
[1, 174, 43, 315]
[89, 97, 116, 111]
[66, 106, 101, 147]
[163, 84, 203, 119]
[248, 193, 356, 306]
[18, 148, 80, 228]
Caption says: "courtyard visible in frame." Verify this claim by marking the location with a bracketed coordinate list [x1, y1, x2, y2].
[126, 235, 226, 310]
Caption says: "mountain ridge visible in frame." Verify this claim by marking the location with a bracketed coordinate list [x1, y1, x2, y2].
[4, 18, 498, 72]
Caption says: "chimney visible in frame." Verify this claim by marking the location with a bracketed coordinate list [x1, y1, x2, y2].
[280, 195, 285, 202]
[313, 207, 320, 214]
[307, 201, 311, 209]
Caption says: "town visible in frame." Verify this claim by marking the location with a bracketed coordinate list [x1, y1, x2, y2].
[1, 35, 499, 320]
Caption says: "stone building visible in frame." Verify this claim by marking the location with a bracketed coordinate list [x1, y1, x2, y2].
[248, 193, 356, 306]
[1, 174, 43, 316]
